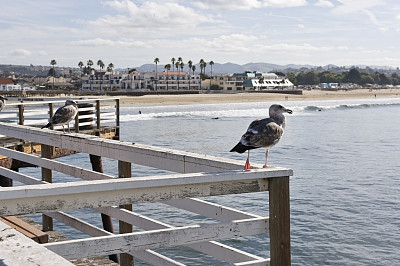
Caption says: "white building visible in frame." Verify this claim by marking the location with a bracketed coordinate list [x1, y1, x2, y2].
[0, 78, 22, 91]
[209, 72, 294, 91]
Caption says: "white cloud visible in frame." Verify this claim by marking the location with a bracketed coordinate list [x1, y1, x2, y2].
[193, 0, 306, 10]
[73, 38, 148, 48]
[314, 0, 334, 8]
[9, 49, 32, 57]
[95, 0, 216, 29]
[297, 24, 305, 28]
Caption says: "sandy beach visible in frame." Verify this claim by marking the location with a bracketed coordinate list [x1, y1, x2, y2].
[116, 88, 400, 106]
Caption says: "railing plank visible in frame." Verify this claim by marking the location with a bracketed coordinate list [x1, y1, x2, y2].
[47, 211, 185, 266]
[43, 217, 268, 260]
[0, 169, 271, 216]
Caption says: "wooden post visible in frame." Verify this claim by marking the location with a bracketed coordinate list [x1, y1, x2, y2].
[18, 105, 24, 126]
[96, 100, 101, 134]
[115, 99, 120, 140]
[269, 176, 291, 266]
[89, 154, 118, 264]
[74, 107, 79, 133]
[48, 103, 54, 130]
[41, 144, 53, 231]
[118, 160, 133, 266]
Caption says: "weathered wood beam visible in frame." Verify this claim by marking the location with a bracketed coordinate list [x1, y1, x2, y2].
[0, 169, 274, 216]
[0, 147, 116, 181]
[43, 217, 268, 260]
[0, 122, 294, 173]
[46, 211, 185, 266]
[97, 206, 266, 264]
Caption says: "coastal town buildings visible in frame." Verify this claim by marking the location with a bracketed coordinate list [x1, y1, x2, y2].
[81, 70, 202, 91]
[208, 72, 294, 91]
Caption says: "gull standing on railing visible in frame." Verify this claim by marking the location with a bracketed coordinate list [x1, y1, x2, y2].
[230, 104, 292, 170]
[42, 100, 78, 133]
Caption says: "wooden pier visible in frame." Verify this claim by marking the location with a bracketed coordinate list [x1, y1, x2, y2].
[0, 99, 293, 266]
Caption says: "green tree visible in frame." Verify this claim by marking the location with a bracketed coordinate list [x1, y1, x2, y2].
[360, 74, 375, 85]
[50, 59, 57, 90]
[296, 71, 319, 85]
[377, 73, 390, 85]
[287, 72, 296, 85]
[343, 68, 361, 84]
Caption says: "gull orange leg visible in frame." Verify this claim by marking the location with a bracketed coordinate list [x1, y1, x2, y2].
[244, 150, 251, 170]
[263, 149, 269, 168]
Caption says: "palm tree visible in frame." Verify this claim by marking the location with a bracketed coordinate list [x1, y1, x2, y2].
[97, 60, 105, 92]
[50, 59, 56, 90]
[164, 64, 171, 90]
[175, 62, 180, 90]
[154, 58, 159, 90]
[209, 60, 214, 90]
[192, 65, 197, 89]
[199, 59, 205, 74]
[78, 61, 84, 77]
[171, 57, 176, 72]
[108, 63, 114, 90]
[87, 60, 94, 90]
[179, 62, 185, 89]
[188, 60, 193, 90]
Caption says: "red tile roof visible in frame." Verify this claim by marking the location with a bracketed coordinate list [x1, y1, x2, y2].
[0, 78, 15, 85]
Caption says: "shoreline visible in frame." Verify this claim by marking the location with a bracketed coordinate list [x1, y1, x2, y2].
[116, 88, 400, 106]
[7, 89, 400, 106]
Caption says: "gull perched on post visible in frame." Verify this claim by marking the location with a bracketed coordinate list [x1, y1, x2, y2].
[230, 104, 292, 170]
[42, 100, 78, 133]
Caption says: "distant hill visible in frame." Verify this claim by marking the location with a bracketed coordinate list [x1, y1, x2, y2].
[135, 62, 334, 74]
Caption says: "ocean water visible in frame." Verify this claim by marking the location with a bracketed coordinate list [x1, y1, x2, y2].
[22, 97, 400, 265]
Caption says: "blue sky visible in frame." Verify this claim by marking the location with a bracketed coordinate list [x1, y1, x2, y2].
[1, 0, 400, 69]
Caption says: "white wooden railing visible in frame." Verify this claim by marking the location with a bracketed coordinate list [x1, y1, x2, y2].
[0, 97, 119, 138]
[0, 121, 292, 266]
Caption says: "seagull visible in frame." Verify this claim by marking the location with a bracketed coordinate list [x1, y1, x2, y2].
[42, 100, 78, 133]
[0, 96, 7, 112]
[230, 104, 292, 170]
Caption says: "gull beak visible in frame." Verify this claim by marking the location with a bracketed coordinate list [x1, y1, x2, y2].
[286, 108, 293, 114]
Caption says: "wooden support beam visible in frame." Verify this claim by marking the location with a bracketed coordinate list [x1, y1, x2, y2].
[41, 144, 53, 231]
[44, 217, 268, 260]
[118, 160, 133, 266]
[269, 176, 291, 266]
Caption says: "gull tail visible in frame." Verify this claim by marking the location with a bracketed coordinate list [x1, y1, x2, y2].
[230, 142, 249, 154]
[41, 123, 52, 129]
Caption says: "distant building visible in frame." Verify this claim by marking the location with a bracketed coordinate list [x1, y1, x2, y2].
[209, 72, 294, 91]
[0, 78, 22, 91]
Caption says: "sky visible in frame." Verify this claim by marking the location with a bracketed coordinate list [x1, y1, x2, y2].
[1, 0, 400, 69]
